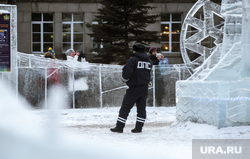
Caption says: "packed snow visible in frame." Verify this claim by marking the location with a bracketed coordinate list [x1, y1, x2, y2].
[0, 83, 250, 159]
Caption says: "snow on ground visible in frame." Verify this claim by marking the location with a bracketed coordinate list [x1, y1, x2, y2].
[1, 83, 250, 159]
[34, 106, 250, 159]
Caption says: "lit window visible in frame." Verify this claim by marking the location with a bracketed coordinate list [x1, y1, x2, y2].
[62, 13, 84, 52]
[32, 13, 54, 53]
[161, 13, 182, 53]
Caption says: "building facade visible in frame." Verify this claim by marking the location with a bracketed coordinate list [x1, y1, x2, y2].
[0, 0, 220, 64]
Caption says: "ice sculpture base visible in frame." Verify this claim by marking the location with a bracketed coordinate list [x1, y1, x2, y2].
[176, 79, 250, 128]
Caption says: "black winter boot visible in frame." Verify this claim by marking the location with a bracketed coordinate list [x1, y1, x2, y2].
[110, 116, 126, 133]
[110, 127, 123, 133]
[131, 120, 144, 133]
[131, 128, 142, 133]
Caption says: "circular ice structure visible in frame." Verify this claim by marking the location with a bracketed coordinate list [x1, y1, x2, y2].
[180, 0, 224, 70]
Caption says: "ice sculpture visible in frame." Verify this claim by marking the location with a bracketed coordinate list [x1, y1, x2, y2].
[180, 0, 224, 69]
[177, 0, 250, 128]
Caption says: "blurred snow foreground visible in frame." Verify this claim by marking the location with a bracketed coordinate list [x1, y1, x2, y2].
[0, 82, 82, 159]
[0, 82, 140, 159]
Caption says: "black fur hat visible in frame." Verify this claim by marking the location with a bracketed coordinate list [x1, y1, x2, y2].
[133, 43, 145, 52]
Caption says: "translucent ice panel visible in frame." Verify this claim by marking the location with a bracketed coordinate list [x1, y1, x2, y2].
[16, 53, 191, 108]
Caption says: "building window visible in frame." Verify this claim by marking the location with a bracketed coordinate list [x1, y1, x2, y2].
[62, 13, 84, 52]
[32, 13, 54, 53]
[161, 13, 182, 53]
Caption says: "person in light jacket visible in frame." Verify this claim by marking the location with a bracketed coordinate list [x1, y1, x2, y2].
[65, 49, 75, 61]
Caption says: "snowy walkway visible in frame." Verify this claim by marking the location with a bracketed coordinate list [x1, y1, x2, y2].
[34, 106, 250, 159]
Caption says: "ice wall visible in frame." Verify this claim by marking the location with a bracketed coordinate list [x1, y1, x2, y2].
[177, 0, 250, 128]
[17, 52, 191, 108]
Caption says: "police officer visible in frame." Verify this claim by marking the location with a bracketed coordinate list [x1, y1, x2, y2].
[110, 43, 153, 133]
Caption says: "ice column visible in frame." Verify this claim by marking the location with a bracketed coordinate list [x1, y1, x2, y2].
[241, 0, 250, 77]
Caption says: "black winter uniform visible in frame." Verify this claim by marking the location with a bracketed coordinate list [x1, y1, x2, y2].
[116, 51, 153, 131]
